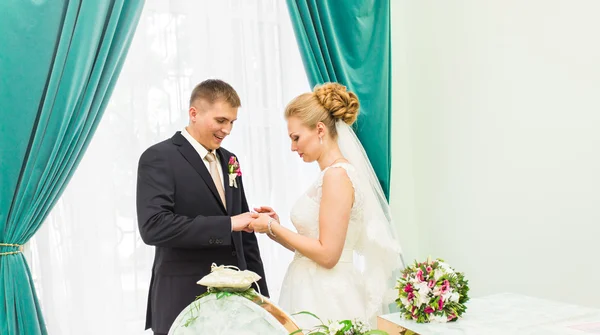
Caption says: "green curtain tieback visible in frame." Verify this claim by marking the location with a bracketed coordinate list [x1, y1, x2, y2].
[0, 243, 23, 256]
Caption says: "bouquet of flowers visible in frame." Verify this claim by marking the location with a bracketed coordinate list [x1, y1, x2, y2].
[291, 312, 388, 335]
[396, 257, 469, 323]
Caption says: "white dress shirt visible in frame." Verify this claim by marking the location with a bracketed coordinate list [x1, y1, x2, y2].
[181, 127, 224, 183]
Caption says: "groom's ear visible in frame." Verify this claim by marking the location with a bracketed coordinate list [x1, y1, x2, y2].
[190, 105, 205, 122]
[189, 106, 197, 120]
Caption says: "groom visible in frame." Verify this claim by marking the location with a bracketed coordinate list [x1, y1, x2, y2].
[136, 79, 269, 335]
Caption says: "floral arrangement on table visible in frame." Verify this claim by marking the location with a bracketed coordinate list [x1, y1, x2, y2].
[290, 311, 388, 335]
[396, 257, 469, 323]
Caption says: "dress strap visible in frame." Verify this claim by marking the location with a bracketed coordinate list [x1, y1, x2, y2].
[322, 162, 351, 173]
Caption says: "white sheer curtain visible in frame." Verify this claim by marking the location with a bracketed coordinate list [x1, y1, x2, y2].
[28, 1, 315, 334]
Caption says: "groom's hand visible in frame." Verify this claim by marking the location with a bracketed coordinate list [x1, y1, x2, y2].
[249, 213, 272, 234]
[232, 212, 259, 232]
[253, 206, 280, 222]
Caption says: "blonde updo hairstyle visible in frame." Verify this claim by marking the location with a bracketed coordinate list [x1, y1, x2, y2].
[284, 82, 360, 139]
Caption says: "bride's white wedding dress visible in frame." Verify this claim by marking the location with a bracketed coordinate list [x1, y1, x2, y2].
[278, 162, 368, 328]
[277, 121, 404, 330]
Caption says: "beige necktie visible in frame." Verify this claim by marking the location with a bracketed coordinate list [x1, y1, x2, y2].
[205, 152, 226, 208]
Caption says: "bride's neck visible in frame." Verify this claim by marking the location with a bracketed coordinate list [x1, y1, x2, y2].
[317, 146, 345, 171]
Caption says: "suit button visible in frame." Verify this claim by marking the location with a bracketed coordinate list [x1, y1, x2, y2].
[209, 238, 214, 244]
[216, 239, 222, 244]
[231, 251, 237, 257]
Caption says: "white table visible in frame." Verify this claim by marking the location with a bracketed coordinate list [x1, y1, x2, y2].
[377, 293, 600, 335]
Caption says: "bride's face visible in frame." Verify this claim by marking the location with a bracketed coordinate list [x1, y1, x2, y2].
[287, 116, 320, 163]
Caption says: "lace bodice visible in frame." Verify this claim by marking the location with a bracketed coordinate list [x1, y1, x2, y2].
[289, 163, 364, 257]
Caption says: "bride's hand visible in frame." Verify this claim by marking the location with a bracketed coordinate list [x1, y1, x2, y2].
[249, 213, 271, 234]
[253, 206, 280, 222]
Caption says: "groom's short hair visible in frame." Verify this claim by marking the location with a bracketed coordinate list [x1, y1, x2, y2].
[189, 79, 241, 108]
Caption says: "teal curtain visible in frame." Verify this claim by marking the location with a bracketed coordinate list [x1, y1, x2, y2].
[286, 0, 392, 199]
[0, 0, 144, 333]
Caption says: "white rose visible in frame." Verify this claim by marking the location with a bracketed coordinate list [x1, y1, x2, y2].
[434, 269, 444, 281]
[355, 320, 371, 333]
[413, 292, 428, 307]
[416, 282, 430, 297]
[438, 262, 453, 274]
[450, 292, 460, 302]
[328, 322, 344, 335]
[415, 290, 430, 307]
[430, 314, 448, 323]
[416, 281, 429, 291]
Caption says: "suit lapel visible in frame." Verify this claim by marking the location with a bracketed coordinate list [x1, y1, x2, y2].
[217, 148, 234, 216]
[173, 133, 227, 213]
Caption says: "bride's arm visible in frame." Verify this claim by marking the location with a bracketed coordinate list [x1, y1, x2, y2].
[252, 206, 296, 252]
[267, 233, 295, 252]
[266, 168, 353, 269]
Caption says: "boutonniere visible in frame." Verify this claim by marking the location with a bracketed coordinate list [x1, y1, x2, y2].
[227, 156, 242, 188]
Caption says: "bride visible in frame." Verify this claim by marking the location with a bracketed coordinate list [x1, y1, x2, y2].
[249, 83, 404, 328]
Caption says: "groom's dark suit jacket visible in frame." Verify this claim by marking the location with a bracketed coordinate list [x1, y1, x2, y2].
[136, 131, 268, 334]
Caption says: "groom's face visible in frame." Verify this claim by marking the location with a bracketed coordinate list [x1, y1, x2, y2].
[189, 98, 238, 151]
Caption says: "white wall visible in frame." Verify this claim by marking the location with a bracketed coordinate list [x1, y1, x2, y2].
[390, 0, 600, 308]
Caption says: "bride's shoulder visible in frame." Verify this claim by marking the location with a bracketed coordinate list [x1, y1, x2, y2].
[325, 161, 357, 176]
[321, 162, 358, 188]
[318, 163, 363, 208]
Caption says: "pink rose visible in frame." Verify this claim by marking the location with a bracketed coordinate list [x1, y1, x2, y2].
[438, 298, 444, 310]
[428, 280, 435, 288]
[236, 167, 242, 176]
[404, 283, 413, 293]
[417, 269, 425, 282]
[426, 266, 433, 273]
[407, 292, 415, 301]
[447, 314, 457, 321]
[424, 306, 435, 314]
[228, 156, 236, 165]
[441, 279, 450, 293]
